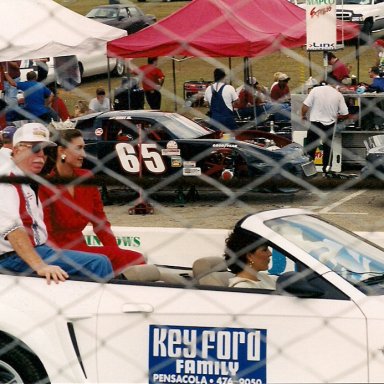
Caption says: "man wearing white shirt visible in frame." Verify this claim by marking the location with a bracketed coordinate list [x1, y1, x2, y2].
[0, 122, 113, 284]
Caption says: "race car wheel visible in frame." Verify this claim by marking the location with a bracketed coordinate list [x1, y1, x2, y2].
[0, 339, 49, 383]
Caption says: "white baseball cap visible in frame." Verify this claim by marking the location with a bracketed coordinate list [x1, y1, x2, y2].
[13, 123, 56, 147]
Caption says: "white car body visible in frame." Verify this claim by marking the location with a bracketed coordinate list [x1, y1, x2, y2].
[290, 0, 384, 33]
[3, 208, 384, 383]
[19, 53, 124, 83]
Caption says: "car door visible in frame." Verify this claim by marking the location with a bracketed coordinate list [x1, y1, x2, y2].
[373, 0, 384, 30]
[95, 274, 368, 383]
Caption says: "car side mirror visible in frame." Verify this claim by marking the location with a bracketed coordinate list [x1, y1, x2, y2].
[276, 271, 325, 298]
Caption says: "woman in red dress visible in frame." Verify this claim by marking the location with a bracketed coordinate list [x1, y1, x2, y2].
[39, 128, 145, 275]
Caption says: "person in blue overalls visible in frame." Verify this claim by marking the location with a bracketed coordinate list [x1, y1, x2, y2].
[204, 68, 239, 131]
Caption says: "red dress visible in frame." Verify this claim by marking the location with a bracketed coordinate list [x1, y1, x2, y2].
[39, 169, 145, 274]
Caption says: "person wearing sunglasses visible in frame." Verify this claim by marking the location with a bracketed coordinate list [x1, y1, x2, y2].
[0, 122, 113, 284]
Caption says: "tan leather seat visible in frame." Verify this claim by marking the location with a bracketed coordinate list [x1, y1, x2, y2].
[123, 265, 191, 285]
[192, 257, 233, 287]
[123, 265, 160, 282]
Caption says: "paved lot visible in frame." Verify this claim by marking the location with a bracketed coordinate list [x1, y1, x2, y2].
[104, 186, 384, 233]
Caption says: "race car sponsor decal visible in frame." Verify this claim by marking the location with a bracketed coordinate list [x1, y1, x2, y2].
[162, 148, 181, 156]
[149, 325, 267, 384]
[212, 144, 238, 148]
[167, 140, 178, 149]
[95, 127, 103, 136]
[116, 143, 166, 174]
[183, 161, 196, 168]
[162, 141, 181, 156]
[171, 157, 182, 167]
[183, 167, 201, 176]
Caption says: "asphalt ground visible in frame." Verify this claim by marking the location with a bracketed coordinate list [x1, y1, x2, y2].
[103, 178, 384, 233]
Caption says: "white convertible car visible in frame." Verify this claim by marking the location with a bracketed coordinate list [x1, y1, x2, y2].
[2, 208, 384, 383]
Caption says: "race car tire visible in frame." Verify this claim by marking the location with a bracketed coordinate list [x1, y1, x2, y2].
[0, 338, 49, 384]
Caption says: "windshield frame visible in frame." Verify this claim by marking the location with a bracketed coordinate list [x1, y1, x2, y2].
[265, 214, 384, 294]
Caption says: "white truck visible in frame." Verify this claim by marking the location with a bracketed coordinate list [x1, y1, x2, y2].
[290, 0, 384, 38]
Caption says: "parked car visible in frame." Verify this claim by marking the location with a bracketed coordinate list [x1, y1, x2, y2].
[19, 52, 126, 84]
[2, 208, 384, 382]
[70, 110, 316, 185]
[86, 4, 156, 34]
[289, 0, 384, 38]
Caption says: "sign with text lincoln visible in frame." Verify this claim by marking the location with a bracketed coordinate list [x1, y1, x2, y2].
[306, 0, 337, 51]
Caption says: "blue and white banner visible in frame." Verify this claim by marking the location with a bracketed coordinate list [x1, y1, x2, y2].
[149, 325, 267, 384]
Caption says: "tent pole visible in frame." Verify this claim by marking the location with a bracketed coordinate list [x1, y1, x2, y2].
[107, 58, 112, 110]
[308, 51, 312, 77]
[356, 37, 360, 83]
[172, 57, 177, 112]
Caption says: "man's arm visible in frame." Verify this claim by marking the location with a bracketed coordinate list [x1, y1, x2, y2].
[301, 104, 309, 120]
[7, 228, 68, 284]
[3, 72, 16, 87]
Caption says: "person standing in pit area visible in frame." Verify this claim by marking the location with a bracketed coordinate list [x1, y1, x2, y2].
[204, 68, 239, 131]
[301, 82, 349, 174]
[134, 57, 165, 110]
[1, 61, 21, 121]
[0, 125, 17, 175]
[373, 39, 384, 72]
[327, 52, 351, 85]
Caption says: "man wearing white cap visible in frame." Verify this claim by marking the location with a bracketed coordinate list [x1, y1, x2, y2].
[0, 123, 113, 284]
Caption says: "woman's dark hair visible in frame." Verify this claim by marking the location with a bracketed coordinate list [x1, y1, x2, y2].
[55, 128, 83, 148]
[224, 223, 269, 274]
[42, 129, 83, 174]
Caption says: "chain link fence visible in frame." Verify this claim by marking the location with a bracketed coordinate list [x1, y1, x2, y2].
[1, 0, 384, 383]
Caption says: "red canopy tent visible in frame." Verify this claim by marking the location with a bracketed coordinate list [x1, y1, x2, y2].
[107, 0, 360, 59]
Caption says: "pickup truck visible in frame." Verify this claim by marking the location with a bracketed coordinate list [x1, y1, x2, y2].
[290, 0, 384, 40]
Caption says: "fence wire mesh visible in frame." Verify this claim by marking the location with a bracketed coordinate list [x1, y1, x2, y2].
[1, 0, 384, 383]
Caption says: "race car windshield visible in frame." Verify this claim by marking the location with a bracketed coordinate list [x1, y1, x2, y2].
[265, 215, 384, 290]
[160, 114, 214, 139]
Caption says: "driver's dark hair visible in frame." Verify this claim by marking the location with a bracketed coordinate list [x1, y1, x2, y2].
[214, 68, 226, 82]
[224, 216, 270, 274]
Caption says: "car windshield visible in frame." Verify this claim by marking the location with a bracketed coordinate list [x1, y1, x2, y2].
[86, 7, 118, 18]
[158, 114, 214, 139]
[265, 214, 384, 290]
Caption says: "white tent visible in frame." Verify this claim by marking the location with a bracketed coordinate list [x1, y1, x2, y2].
[0, 0, 126, 61]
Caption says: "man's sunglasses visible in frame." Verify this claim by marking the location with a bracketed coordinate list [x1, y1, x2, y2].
[17, 143, 51, 155]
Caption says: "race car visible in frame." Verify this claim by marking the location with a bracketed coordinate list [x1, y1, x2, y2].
[2, 208, 384, 383]
[70, 111, 316, 187]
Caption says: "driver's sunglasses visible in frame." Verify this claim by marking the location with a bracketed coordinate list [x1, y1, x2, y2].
[17, 143, 50, 155]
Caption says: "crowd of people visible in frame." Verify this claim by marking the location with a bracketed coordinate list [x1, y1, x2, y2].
[2, 45, 384, 285]
[0, 56, 166, 127]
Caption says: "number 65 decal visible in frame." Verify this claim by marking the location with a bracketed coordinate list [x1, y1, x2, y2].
[116, 143, 166, 174]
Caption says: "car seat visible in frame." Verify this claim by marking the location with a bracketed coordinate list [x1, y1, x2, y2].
[123, 264, 190, 285]
[192, 256, 233, 287]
